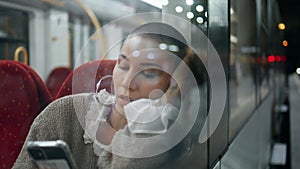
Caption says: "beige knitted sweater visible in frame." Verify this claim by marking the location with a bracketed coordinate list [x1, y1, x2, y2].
[12, 93, 192, 169]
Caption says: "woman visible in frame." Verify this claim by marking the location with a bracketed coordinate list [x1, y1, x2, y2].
[13, 22, 202, 169]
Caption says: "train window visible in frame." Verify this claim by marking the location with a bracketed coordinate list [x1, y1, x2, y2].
[162, 1, 209, 168]
[1, 1, 210, 168]
[0, 7, 29, 63]
[229, 0, 257, 141]
[261, 0, 267, 26]
[206, 0, 229, 166]
[259, 29, 270, 100]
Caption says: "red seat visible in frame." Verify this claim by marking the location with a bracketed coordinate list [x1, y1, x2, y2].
[56, 60, 116, 99]
[17, 61, 53, 107]
[46, 67, 72, 98]
[0, 60, 52, 169]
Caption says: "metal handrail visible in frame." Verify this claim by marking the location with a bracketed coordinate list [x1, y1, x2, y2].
[14, 46, 28, 65]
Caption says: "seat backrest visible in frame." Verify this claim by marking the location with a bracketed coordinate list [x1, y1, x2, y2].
[17, 61, 53, 107]
[45, 67, 72, 98]
[56, 60, 116, 99]
[0, 61, 43, 168]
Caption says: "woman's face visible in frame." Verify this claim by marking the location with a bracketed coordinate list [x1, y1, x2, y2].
[113, 35, 178, 114]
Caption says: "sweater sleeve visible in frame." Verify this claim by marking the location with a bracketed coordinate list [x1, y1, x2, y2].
[12, 96, 70, 169]
[12, 93, 93, 169]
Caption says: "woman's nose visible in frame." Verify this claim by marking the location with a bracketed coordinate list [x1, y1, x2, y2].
[120, 71, 138, 90]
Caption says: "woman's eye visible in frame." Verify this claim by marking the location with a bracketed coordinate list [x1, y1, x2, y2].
[117, 64, 129, 70]
[141, 69, 162, 78]
[117, 59, 129, 70]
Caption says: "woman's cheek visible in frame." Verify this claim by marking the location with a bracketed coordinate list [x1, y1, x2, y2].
[113, 68, 123, 88]
[141, 79, 163, 91]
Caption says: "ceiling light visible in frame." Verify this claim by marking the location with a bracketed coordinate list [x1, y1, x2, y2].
[162, 0, 169, 6]
[187, 12, 194, 19]
[186, 0, 194, 6]
[159, 43, 168, 50]
[196, 5, 204, 12]
[169, 45, 179, 52]
[175, 6, 183, 13]
[140, 0, 163, 9]
[196, 17, 204, 23]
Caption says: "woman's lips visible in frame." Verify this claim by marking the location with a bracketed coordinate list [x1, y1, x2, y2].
[117, 96, 131, 106]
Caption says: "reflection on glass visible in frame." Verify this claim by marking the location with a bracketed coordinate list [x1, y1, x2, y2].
[259, 31, 270, 99]
[229, 0, 256, 140]
[162, 1, 208, 168]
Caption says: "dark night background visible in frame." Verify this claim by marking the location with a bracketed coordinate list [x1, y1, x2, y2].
[278, 0, 300, 74]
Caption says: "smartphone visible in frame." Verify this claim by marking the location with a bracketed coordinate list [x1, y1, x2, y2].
[26, 140, 78, 169]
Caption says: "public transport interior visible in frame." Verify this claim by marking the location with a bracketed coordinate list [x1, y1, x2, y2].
[0, 0, 293, 169]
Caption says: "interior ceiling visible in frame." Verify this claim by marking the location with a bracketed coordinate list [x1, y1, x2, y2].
[1, 0, 298, 70]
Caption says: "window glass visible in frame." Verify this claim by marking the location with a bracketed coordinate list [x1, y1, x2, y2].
[259, 30, 270, 99]
[229, 0, 257, 140]
[0, 7, 29, 61]
[162, 1, 208, 168]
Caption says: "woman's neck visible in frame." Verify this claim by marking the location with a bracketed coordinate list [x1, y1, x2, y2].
[107, 107, 127, 131]
[96, 107, 127, 145]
